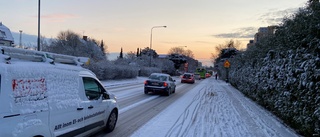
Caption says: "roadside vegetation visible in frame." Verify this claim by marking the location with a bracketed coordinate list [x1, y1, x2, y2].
[213, 1, 320, 136]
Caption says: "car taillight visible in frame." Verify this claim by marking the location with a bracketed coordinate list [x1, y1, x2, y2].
[163, 82, 168, 87]
[144, 81, 148, 85]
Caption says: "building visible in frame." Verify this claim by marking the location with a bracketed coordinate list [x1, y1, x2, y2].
[0, 22, 14, 46]
[246, 40, 255, 48]
[247, 26, 277, 47]
[254, 27, 268, 43]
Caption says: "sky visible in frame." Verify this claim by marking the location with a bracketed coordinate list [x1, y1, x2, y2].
[1, 0, 306, 66]
[102, 77, 299, 137]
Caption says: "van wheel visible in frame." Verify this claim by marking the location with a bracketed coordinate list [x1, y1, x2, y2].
[105, 109, 118, 133]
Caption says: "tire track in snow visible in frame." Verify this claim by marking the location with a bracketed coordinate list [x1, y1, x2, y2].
[185, 85, 216, 137]
[165, 79, 252, 137]
[193, 81, 250, 137]
[165, 86, 205, 137]
[217, 81, 266, 137]
[129, 78, 299, 137]
[180, 86, 208, 137]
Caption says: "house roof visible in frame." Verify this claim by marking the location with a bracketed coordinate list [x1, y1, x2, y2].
[0, 22, 14, 43]
[158, 54, 168, 59]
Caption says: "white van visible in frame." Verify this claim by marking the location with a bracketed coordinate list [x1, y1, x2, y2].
[0, 46, 119, 137]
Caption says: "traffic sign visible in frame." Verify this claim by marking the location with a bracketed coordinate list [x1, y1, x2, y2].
[224, 60, 231, 68]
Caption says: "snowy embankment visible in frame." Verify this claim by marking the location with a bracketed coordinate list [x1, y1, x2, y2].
[130, 78, 299, 137]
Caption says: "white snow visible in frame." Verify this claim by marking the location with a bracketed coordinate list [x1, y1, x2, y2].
[105, 77, 299, 137]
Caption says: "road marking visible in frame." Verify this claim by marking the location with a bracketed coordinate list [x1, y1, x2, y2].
[119, 96, 159, 114]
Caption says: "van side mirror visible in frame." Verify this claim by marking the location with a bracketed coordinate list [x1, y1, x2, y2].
[102, 92, 110, 99]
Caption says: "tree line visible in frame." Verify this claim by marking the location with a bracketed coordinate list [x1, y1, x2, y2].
[37, 30, 198, 80]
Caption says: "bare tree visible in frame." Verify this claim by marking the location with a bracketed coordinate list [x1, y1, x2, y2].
[214, 39, 241, 54]
[211, 39, 241, 62]
[184, 49, 194, 58]
[168, 47, 194, 58]
[126, 51, 136, 60]
[168, 47, 185, 55]
[44, 30, 106, 62]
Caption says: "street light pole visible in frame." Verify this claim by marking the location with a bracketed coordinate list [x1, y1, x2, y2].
[19, 30, 22, 47]
[149, 26, 166, 67]
[37, 0, 41, 51]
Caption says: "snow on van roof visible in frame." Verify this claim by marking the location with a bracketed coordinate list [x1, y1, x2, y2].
[1, 46, 90, 66]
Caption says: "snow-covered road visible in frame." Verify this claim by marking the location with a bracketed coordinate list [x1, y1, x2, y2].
[130, 77, 299, 137]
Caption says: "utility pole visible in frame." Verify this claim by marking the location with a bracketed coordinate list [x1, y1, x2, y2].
[37, 0, 41, 51]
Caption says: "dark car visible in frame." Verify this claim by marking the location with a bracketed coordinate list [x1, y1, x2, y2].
[181, 73, 195, 84]
[144, 73, 176, 96]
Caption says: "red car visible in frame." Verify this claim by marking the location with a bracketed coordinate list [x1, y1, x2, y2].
[181, 73, 195, 84]
[205, 73, 211, 78]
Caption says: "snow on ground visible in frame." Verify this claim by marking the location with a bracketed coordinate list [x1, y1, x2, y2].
[128, 77, 299, 137]
[101, 77, 147, 87]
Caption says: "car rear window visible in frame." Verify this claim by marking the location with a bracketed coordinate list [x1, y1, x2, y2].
[183, 74, 192, 78]
[149, 75, 167, 81]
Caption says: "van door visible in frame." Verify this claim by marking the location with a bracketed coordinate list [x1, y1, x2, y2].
[82, 77, 109, 132]
[49, 76, 85, 137]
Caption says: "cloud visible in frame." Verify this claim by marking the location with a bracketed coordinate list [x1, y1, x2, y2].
[212, 7, 300, 39]
[213, 27, 257, 39]
[194, 41, 217, 44]
[259, 8, 299, 25]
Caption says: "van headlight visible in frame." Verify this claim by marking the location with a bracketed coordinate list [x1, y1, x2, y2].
[110, 94, 117, 101]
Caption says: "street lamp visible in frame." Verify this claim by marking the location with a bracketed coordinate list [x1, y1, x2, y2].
[19, 30, 22, 47]
[149, 26, 166, 67]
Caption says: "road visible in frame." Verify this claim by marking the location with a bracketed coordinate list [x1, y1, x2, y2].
[93, 77, 196, 137]
[93, 77, 298, 137]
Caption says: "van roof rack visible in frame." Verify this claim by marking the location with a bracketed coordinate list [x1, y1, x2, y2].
[0, 46, 90, 66]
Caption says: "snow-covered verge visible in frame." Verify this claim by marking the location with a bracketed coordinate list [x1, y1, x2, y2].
[216, 2, 320, 136]
[101, 77, 147, 87]
[131, 78, 299, 137]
